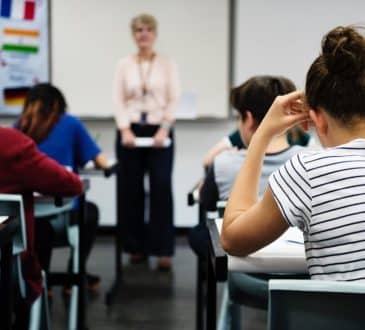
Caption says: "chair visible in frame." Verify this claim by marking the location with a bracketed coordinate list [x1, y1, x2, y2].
[214, 199, 307, 330]
[0, 194, 51, 330]
[34, 196, 81, 330]
[268, 279, 365, 330]
[216, 200, 226, 218]
[214, 200, 268, 330]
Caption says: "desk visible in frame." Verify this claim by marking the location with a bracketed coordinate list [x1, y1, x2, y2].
[206, 218, 307, 330]
[215, 219, 307, 274]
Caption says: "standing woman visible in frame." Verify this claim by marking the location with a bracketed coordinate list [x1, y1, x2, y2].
[113, 14, 180, 270]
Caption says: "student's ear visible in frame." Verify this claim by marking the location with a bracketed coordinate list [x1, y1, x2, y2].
[245, 111, 256, 133]
[309, 108, 328, 138]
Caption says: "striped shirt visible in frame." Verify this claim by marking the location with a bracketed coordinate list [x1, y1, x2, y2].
[269, 139, 365, 281]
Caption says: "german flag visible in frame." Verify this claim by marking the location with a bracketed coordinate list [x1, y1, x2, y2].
[3, 86, 29, 106]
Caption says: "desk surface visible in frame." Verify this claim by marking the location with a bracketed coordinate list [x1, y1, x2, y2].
[215, 219, 308, 274]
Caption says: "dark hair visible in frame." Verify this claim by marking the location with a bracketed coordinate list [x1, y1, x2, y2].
[230, 76, 296, 124]
[306, 26, 365, 125]
[17, 83, 67, 143]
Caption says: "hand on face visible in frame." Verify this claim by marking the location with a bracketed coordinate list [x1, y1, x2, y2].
[256, 91, 310, 140]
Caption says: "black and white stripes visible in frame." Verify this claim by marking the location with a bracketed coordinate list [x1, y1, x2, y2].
[269, 139, 365, 281]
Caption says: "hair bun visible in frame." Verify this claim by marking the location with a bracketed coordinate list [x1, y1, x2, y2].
[322, 26, 365, 79]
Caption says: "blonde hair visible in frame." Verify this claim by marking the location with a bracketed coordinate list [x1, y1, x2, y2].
[131, 13, 157, 33]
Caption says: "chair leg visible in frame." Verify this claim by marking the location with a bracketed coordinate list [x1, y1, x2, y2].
[69, 242, 79, 330]
[40, 271, 51, 330]
[196, 256, 205, 330]
[29, 296, 41, 330]
[69, 286, 78, 330]
[216, 285, 241, 330]
[206, 257, 217, 330]
[217, 286, 229, 330]
[0, 242, 13, 330]
[228, 302, 241, 330]
[29, 271, 51, 330]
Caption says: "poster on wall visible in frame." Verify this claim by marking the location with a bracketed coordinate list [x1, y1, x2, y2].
[0, 0, 49, 115]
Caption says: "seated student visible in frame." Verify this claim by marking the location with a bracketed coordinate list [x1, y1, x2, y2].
[203, 126, 311, 170]
[16, 83, 109, 293]
[202, 129, 245, 169]
[189, 75, 305, 256]
[222, 26, 365, 282]
[203, 105, 312, 170]
[0, 127, 82, 328]
[201, 76, 304, 211]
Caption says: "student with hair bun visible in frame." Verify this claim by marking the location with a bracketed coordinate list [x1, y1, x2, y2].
[222, 26, 365, 281]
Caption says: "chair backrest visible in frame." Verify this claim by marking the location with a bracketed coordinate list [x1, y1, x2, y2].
[34, 198, 75, 248]
[268, 279, 365, 330]
[216, 200, 227, 218]
[34, 198, 74, 218]
[0, 194, 27, 254]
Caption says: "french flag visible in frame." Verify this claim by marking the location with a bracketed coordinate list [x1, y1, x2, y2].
[1, 0, 36, 21]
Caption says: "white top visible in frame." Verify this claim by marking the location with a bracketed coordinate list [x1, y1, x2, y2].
[113, 54, 181, 129]
[269, 139, 365, 282]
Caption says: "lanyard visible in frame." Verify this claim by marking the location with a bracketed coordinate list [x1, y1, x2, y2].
[137, 53, 155, 96]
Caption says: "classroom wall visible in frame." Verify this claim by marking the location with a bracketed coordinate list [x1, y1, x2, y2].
[52, 0, 229, 118]
[234, 0, 365, 88]
[83, 119, 236, 227]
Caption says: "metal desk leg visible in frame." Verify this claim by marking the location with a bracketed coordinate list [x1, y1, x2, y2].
[206, 256, 217, 330]
[77, 192, 87, 329]
[115, 171, 123, 285]
[0, 241, 13, 330]
[196, 199, 208, 330]
[105, 172, 123, 306]
[197, 255, 205, 330]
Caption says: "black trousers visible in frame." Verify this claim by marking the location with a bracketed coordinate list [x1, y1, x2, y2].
[116, 124, 175, 256]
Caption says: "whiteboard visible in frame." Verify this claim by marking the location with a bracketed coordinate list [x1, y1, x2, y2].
[52, 0, 229, 119]
[0, 0, 49, 115]
[234, 0, 365, 89]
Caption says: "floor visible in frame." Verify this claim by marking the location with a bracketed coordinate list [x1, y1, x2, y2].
[49, 236, 266, 330]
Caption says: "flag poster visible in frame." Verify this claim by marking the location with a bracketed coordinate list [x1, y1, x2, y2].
[0, 0, 49, 115]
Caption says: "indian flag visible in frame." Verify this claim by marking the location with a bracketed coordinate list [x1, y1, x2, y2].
[2, 28, 39, 54]
[0, 0, 36, 21]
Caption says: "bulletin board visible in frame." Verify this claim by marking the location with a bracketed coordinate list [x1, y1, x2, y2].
[0, 0, 49, 115]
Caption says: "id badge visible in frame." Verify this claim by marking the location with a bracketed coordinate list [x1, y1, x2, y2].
[140, 112, 148, 125]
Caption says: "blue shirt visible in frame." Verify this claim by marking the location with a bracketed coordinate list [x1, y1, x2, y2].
[38, 114, 101, 172]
